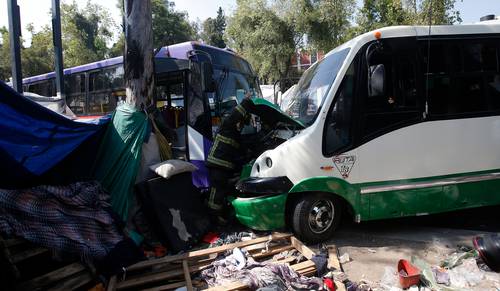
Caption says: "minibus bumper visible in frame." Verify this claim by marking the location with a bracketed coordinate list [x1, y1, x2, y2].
[231, 176, 293, 230]
[231, 193, 287, 230]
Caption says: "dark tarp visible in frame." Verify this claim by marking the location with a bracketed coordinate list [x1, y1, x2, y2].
[0, 81, 108, 188]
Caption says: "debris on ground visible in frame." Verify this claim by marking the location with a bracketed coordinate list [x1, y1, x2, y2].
[339, 252, 351, 264]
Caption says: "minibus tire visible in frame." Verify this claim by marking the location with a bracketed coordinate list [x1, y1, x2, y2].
[291, 193, 342, 243]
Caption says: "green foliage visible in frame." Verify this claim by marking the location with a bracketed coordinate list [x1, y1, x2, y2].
[151, 0, 196, 47]
[353, 0, 461, 36]
[226, 0, 295, 83]
[201, 7, 226, 48]
[0, 26, 11, 81]
[22, 25, 54, 77]
[61, 1, 114, 68]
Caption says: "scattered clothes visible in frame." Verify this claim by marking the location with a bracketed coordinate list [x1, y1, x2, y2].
[432, 267, 451, 286]
[95, 238, 145, 278]
[209, 231, 255, 247]
[273, 249, 306, 264]
[0, 181, 123, 259]
[311, 249, 329, 277]
[200, 248, 324, 290]
[257, 285, 282, 291]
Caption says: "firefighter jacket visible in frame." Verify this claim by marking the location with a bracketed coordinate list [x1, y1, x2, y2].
[207, 98, 255, 170]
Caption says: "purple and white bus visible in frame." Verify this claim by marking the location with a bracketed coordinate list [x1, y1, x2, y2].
[22, 41, 262, 188]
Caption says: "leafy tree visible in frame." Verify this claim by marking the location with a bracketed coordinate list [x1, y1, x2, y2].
[226, 0, 295, 83]
[61, 1, 115, 67]
[353, 0, 461, 36]
[151, 0, 196, 47]
[201, 7, 226, 48]
[22, 24, 54, 77]
[274, 0, 356, 52]
[0, 27, 11, 81]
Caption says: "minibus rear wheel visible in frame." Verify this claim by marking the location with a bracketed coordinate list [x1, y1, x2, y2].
[291, 193, 342, 243]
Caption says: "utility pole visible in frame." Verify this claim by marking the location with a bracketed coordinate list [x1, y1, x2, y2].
[52, 0, 65, 100]
[124, 0, 154, 109]
[7, 0, 22, 93]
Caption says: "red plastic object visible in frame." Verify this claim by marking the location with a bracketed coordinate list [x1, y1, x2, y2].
[202, 232, 220, 244]
[323, 277, 335, 291]
[398, 259, 421, 288]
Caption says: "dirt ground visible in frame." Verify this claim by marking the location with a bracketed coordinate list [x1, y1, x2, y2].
[317, 206, 500, 290]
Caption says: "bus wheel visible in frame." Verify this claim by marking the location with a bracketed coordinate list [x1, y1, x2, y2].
[291, 193, 342, 243]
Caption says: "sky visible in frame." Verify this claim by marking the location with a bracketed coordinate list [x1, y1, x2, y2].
[0, 0, 498, 45]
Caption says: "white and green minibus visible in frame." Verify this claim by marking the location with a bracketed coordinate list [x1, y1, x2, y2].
[233, 19, 500, 243]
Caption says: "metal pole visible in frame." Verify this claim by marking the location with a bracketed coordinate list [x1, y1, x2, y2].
[52, 0, 65, 100]
[7, 0, 22, 93]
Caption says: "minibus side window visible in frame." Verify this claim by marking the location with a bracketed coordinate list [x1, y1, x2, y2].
[323, 61, 356, 156]
[421, 38, 500, 117]
[360, 37, 421, 140]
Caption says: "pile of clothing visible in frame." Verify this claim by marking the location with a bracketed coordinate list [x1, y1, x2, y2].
[0, 181, 124, 259]
[200, 247, 325, 290]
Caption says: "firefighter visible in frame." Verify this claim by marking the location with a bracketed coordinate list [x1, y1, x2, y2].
[206, 94, 257, 222]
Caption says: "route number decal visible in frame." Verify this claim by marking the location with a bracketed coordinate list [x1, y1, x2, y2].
[333, 155, 356, 178]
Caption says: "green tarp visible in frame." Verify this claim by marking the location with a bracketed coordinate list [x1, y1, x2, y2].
[93, 104, 149, 221]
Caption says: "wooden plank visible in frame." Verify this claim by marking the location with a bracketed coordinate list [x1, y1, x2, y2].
[11, 247, 48, 263]
[127, 233, 291, 272]
[290, 237, 315, 260]
[182, 260, 193, 291]
[290, 260, 315, 273]
[327, 246, 342, 271]
[107, 276, 117, 291]
[4, 237, 25, 248]
[250, 245, 295, 259]
[46, 271, 93, 291]
[141, 281, 186, 291]
[17, 262, 86, 290]
[117, 262, 212, 290]
[205, 280, 248, 291]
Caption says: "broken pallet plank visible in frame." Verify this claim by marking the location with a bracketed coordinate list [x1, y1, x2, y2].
[250, 245, 295, 259]
[127, 233, 292, 272]
[182, 260, 193, 291]
[290, 236, 315, 260]
[11, 247, 48, 263]
[107, 276, 117, 291]
[17, 262, 86, 290]
[141, 281, 186, 291]
[327, 246, 346, 291]
[46, 271, 93, 291]
[117, 262, 212, 290]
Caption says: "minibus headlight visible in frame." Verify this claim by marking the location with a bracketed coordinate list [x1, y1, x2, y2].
[265, 157, 273, 168]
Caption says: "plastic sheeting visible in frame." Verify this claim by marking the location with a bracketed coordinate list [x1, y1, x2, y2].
[0, 81, 108, 188]
[93, 103, 149, 221]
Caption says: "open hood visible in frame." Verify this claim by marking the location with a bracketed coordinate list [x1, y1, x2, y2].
[251, 98, 305, 129]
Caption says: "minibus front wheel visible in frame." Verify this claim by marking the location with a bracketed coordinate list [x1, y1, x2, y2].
[291, 192, 342, 243]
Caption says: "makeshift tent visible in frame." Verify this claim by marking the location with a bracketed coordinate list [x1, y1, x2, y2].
[93, 104, 149, 221]
[0, 81, 108, 188]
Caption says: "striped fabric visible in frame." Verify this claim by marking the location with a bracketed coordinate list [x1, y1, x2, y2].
[0, 181, 123, 259]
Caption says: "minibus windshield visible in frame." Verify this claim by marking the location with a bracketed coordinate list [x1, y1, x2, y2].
[284, 48, 350, 126]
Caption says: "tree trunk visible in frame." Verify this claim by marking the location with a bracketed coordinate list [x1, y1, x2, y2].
[124, 0, 154, 109]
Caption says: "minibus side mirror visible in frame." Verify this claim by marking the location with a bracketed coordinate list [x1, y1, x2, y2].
[368, 64, 385, 97]
[201, 62, 216, 93]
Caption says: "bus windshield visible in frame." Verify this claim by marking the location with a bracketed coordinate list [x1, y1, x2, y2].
[215, 69, 261, 103]
[284, 48, 350, 126]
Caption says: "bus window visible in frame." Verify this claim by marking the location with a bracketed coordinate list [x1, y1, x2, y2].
[88, 66, 123, 115]
[361, 37, 421, 140]
[27, 79, 55, 97]
[422, 38, 499, 117]
[65, 73, 86, 115]
[323, 60, 356, 155]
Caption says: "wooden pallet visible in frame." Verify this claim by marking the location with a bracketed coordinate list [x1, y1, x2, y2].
[0, 235, 95, 291]
[107, 233, 318, 291]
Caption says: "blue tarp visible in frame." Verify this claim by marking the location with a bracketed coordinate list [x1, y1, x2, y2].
[0, 81, 108, 188]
